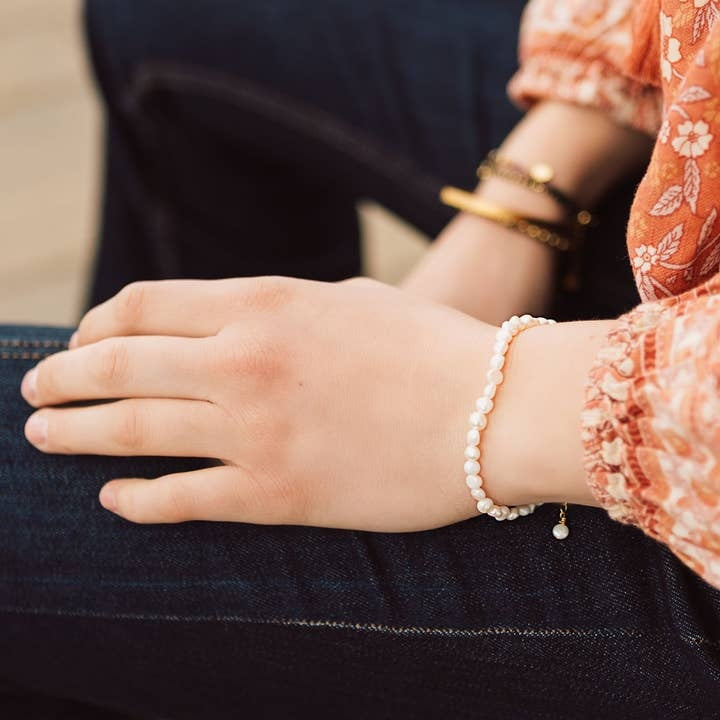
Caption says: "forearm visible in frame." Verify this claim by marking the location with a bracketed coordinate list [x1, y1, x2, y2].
[401, 100, 653, 323]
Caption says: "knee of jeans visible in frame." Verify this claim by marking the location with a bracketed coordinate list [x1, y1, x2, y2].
[83, 0, 157, 107]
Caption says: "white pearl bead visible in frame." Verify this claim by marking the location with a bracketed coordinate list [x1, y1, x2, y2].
[482, 383, 497, 399]
[489, 354, 505, 371]
[465, 474, 482, 489]
[464, 315, 556, 524]
[552, 523, 569, 540]
[469, 412, 488, 428]
[464, 445, 480, 460]
[475, 397, 493, 414]
[476, 498, 493, 513]
[486, 368, 503, 385]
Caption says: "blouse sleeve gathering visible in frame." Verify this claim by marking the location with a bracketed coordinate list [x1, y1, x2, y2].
[582, 274, 720, 589]
[507, 0, 662, 135]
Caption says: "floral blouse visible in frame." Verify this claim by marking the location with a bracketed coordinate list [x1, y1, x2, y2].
[509, 0, 720, 588]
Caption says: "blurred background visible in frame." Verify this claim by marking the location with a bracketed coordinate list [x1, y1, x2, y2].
[0, 0, 427, 327]
[1, 0, 99, 324]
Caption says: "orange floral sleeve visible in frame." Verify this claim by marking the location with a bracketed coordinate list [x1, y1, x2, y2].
[508, 0, 663, 134]
[582, 274, 720, 588]
[508, 0, 720, 589]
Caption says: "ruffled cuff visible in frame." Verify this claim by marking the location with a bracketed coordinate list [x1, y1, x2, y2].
[581, 275, 720, 588]
[508, 53, 663, 136]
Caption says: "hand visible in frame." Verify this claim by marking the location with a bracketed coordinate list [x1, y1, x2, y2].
[20, 276, 533, 529]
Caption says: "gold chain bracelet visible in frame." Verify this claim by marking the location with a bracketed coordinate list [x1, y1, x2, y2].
[439, 186, 575, 252]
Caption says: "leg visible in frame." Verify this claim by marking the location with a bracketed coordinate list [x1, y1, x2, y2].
[83, 0, 528, 306]
[83, 0, 641, 321]
[2, 326, 719, 718]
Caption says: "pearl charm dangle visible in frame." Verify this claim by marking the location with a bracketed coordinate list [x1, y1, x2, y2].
[552, 502, 570, 540]
[463, 315, 556, 523]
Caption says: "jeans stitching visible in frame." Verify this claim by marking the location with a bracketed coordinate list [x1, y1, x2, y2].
[1, 352, 57, 360]
[0, 339, 66, 349]
[1, 605, 716, 644]
[127, 62, 443, 202]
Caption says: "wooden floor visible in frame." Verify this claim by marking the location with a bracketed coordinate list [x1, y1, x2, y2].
[0, 0, 426, 327]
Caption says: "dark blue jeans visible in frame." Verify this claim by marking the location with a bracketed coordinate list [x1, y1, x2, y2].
[84, 0, 640, 321]
[2, 326, 720, 719]
[3, 1, 720, 717]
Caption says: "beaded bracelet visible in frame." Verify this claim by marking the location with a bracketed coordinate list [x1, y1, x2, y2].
[463, 314, 570, 540]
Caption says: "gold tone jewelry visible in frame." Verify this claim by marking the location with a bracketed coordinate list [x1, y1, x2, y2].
[552, 502, 569, 540]
[478, 150, 593, 228]
[439, 186, 574, 252]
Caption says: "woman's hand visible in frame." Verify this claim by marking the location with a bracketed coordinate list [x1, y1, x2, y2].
[19, 277, 512, 529]
[20, 277, 605, 528]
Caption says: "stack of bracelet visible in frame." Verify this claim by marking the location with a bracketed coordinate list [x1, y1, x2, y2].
[440, 149, 595, 290]
[464, 314, 570, 540]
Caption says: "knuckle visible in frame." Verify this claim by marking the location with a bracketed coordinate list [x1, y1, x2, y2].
[242, 276, 295, 311]
[213, 331, 286, 384]
[90, 339, 130, 388]
[33, 356, 55, 401]
[42, 412, 70, 453]
[111, 405, 146, 452]
[240, 468, 309, 524]
[341, 275, 376, 289]
[161, 482, 192, 523]
[113, 282, 150, 330]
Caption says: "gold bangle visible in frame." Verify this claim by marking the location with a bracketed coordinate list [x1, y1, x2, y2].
[439, 186, 574, 252]
[478, 150, 593, 228]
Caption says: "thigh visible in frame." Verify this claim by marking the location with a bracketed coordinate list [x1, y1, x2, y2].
[2, 326, 720, 719]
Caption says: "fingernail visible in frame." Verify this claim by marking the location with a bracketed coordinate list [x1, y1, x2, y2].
[100, 485, 117, 512]
[25, 413, 48, 445]
[68, 331, 78, 349]
[21, 368, 38, 403]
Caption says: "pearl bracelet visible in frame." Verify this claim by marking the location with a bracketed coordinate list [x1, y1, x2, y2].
[463, 314, 570, 539]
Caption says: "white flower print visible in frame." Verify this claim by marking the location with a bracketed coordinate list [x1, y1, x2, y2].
[659, 119, 671, 143]
[671, 120, 713, 158]
[661, 12, 682, 82]
[633, 244, 659, 274]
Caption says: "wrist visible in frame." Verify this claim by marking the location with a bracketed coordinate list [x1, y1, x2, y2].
[478, 318, 615, 509]
[401, 212, 555, 323]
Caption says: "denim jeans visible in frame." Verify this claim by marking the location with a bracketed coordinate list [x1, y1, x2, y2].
[3, 1, 720, 717]
[83, 0, 640, 321]
[2, 326, 720, 719]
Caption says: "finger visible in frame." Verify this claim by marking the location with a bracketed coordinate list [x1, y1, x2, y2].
[74, 280, 230, 346]
[22, 335, 211, 408]
[25, 398, 230, 458]
[99, 465, 304, 525]
[74, 276, 304, 347]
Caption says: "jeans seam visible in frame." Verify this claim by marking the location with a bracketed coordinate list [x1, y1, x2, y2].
[125, 62, 444, 203]
[0, 339, 66, 349]
[0, 604, 710, 643]
[0, 352, 58, 360]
